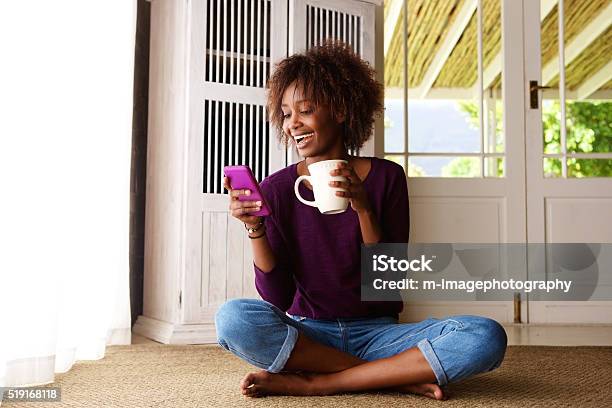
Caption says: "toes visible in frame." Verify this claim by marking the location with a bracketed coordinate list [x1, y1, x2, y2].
[239, 370, 273, 398]
[394, 383, 447, 400]
[243, 384, 263, 398]
[433, 386, 446, 401]
[240, 372, 257, 390]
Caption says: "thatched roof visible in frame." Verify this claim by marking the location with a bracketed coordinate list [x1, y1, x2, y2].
[548, 26, 611, 89]
[434, 0, 501, 88]
[384, 0, 612, 96]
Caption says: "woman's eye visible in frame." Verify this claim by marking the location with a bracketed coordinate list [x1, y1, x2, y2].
[282, 109, 312, 119]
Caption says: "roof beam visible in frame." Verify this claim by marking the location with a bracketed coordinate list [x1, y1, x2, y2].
[581, 89, 612, 100]
[385, 86, 475, 99]
[542, 88, 612, 100]
[417, 0, 477, 99]
[481, 0, 557, 90]
[542, 1, 612, 86]
[384, 0, 403, 57]
[575, 60, 612, 100]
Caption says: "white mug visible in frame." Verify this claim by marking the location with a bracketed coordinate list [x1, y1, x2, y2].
[294, 159, 349, 214]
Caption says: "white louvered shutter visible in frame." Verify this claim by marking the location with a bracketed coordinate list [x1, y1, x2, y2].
[184, 0, 288, 322]
[199, 0, 287, 194]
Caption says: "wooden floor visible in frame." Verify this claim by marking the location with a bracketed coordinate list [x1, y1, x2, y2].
[132, 324, 612, 346]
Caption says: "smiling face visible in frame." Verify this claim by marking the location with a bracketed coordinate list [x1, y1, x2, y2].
[281, 82, 345, 159]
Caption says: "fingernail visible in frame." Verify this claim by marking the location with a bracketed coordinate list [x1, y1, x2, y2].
[256, 201, 262, 205]
[245, 190, 251, 195]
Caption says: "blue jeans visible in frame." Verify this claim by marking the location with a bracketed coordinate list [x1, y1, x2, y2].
[214, 298, 507, 386]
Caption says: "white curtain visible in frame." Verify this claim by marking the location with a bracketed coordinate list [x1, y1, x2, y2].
[0, 0, 136, 388]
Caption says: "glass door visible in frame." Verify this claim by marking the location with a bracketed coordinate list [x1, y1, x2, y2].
[383, 0, 529, 323]
[524, 0, 612, 323]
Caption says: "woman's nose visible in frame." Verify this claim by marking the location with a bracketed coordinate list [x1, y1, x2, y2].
[287, 114, 302, 130]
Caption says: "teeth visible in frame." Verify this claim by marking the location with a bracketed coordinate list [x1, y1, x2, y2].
[295, 132, 314, 143]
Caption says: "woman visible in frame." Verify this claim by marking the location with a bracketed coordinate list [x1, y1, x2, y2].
[216, 41, 506, 400]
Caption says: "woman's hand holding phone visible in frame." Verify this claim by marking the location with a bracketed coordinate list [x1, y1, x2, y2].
[223, 177, 263, 228]
[223, 175, 275, 271]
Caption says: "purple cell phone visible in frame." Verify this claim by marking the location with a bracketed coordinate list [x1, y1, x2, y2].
[223, 165, 271, 217]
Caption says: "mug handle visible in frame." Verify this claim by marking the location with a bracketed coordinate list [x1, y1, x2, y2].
[294, 175, 317, 207]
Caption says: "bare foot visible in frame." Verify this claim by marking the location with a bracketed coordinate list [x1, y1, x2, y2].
[390, 383, 446, 400]
[239, 370, 445, 400]
[240, 370, 328, 398]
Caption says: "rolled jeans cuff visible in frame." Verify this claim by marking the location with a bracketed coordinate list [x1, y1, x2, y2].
[417, 338, 449, 386]
[267, 324, 299, 373]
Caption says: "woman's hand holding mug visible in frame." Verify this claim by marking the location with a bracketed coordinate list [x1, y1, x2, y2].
[329, 161, 372, 214]
[223, 176, 263, 228]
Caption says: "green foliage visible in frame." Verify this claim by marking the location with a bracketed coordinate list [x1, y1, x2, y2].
[458, 101, 479, 129]
[384, 155, 426, 177]
[542, 101, 612, 177]
[443, 100, 505, 177]
[408, 162, 426, 177]
[458, 100, 504, 153]
[459, 100, 612, 178]
[442, 157, 480, 177]
[384, 100, 611, 178]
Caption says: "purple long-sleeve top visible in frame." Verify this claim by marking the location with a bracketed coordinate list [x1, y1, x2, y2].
[253, 156, 409, 320]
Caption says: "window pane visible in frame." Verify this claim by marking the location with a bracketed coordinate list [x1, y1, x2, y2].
[567, 158, 612, 178]
[482, 0, 504, 154]
[483, 88, 504, 154]
[544, 157, 562, 178]
[408, 156, 481, 178]
[541, 0, 612, 178]
[540, 0, 568, 156]
[485, 157, 504, 178]
[384, 98, 405, 153]
[385, 0, 506, 176]
[384, 154, 405, 171]
[543, 100, 562, 154]
[408, 100, 480, 153]
[565, 102, 612, 154]
[541, 101, 611, 156]
[383, 0, 405, 154]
